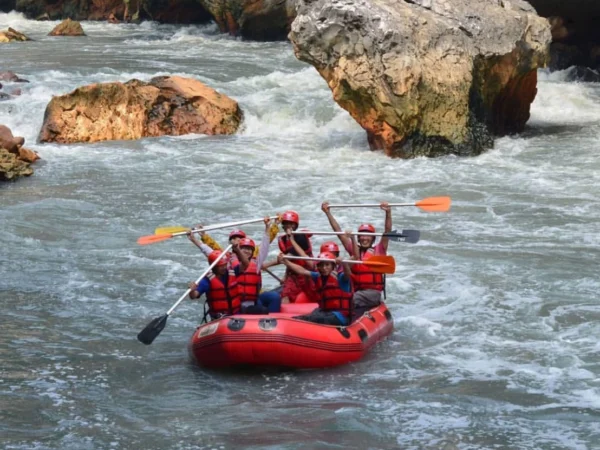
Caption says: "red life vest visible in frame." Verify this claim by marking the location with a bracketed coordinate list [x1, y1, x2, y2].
[351, 248, 384, 291]
[314, 272, 352, 317]
[234, 260, 261, 304]
[206, 270, 241, 316]
[278, 235, 313, 267]
[227, 252, 239, 268]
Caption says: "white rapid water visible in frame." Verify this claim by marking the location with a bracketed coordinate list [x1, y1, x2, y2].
[1, 12, 600, 450]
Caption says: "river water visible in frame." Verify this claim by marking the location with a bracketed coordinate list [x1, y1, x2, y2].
[1, 11, 600, 450]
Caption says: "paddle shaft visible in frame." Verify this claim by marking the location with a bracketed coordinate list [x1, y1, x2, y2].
[328, 202, 418, 208]
[263, 267, 283, 284]
[178, 216, 279, 237]
[165, 244, 233, 315]
[292, 231, 395, 237]
[284, 255, 377, 265]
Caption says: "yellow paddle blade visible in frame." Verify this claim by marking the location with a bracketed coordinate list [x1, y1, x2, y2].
[415, 196, 452, 212]
[137, 233, 174, 245]
[154, 226, 189, 234]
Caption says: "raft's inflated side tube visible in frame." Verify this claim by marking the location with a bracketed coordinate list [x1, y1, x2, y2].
[188, 303, 394, 369]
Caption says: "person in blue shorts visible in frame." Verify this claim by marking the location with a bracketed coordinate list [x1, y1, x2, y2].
[278, 251, 353, 326]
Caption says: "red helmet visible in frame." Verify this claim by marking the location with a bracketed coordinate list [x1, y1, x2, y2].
[317, 251, 336, 262]
[208, 250, 228, 266]
[239, 238, 255, 250]
[229, 229, 246, 240]
[358, 223, 376, 233]
[281, 210, 299, 225]
[320, 241, 339, 254]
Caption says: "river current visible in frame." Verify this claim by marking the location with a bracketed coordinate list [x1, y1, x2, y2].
[1, 12, 600, 450]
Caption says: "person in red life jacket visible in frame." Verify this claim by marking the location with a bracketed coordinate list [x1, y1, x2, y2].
[278, 252, 353, 326]
[188, 245, 249, 320]
[187, 217, 275, 270]
[263, 210, 315, 304]
[289, 234, 357, 276]
[321, 201, 392, 316]
[234, 237, 269, 314]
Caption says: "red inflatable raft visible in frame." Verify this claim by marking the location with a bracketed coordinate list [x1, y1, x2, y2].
[188, 303, 394, 369]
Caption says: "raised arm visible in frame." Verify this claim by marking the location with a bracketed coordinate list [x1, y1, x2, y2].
[187, 226, 216, 258]
[193, 223, 222, 251]
[345, 229, 359, 260]
[278, 253, 311, 277]
[255, 216, 273, 272]
[287, 228, 308, 257]
[261, 258, 280, 270]
[337, 256, 352, 281]
[379, 202, 392, 252]
[322, 201, 352, 251]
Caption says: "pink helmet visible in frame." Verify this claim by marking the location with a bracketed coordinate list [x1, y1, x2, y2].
[239, 238, 256, 250]
[358, 223, 376, 233]
[320, 241, 340, 254]
[229, 229, 246, 240]
[208, 250, 228, 266]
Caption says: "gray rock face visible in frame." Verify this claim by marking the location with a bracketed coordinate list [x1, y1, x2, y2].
[290, 0, 551, 158]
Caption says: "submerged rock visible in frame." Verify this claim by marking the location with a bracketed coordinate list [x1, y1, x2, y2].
[289, 0, 551, 158]
[0, 148, 33, 180]
[0, 71, 29, 83]
[48, 18, 86, 36]
[0, 125, 39, 182]
[39, 76, 243, 144]
[0, 27, 32, 43]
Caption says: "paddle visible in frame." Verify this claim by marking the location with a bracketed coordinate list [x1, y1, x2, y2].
[138, 216, 279, 245]
[283, 255, 396, 274]
[291, 229, 420, 244]
[328, 196, 451, 213]
[137, 245, 233, 345]
[263, 267, 283, 284]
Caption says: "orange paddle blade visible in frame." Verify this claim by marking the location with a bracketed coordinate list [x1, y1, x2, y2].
[137, 233, 174, 245]
[415, 196, 451, 212]
[360, 255, 396, 274]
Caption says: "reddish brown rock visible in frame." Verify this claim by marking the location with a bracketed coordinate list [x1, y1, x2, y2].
[0, 27, 32, 43]
[0, 125, 25, 153]
[18, 147, 40, 163]
[39, 76, 243, 144]
[198, 0, 295, 40]
[48, 18, 86, 36]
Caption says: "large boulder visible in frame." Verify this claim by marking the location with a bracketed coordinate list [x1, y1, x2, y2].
[198, 0, 296, 40]
[48, 18, 86, 36]
[289, 0, 551, 158]
[39, 76, 243, 144]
